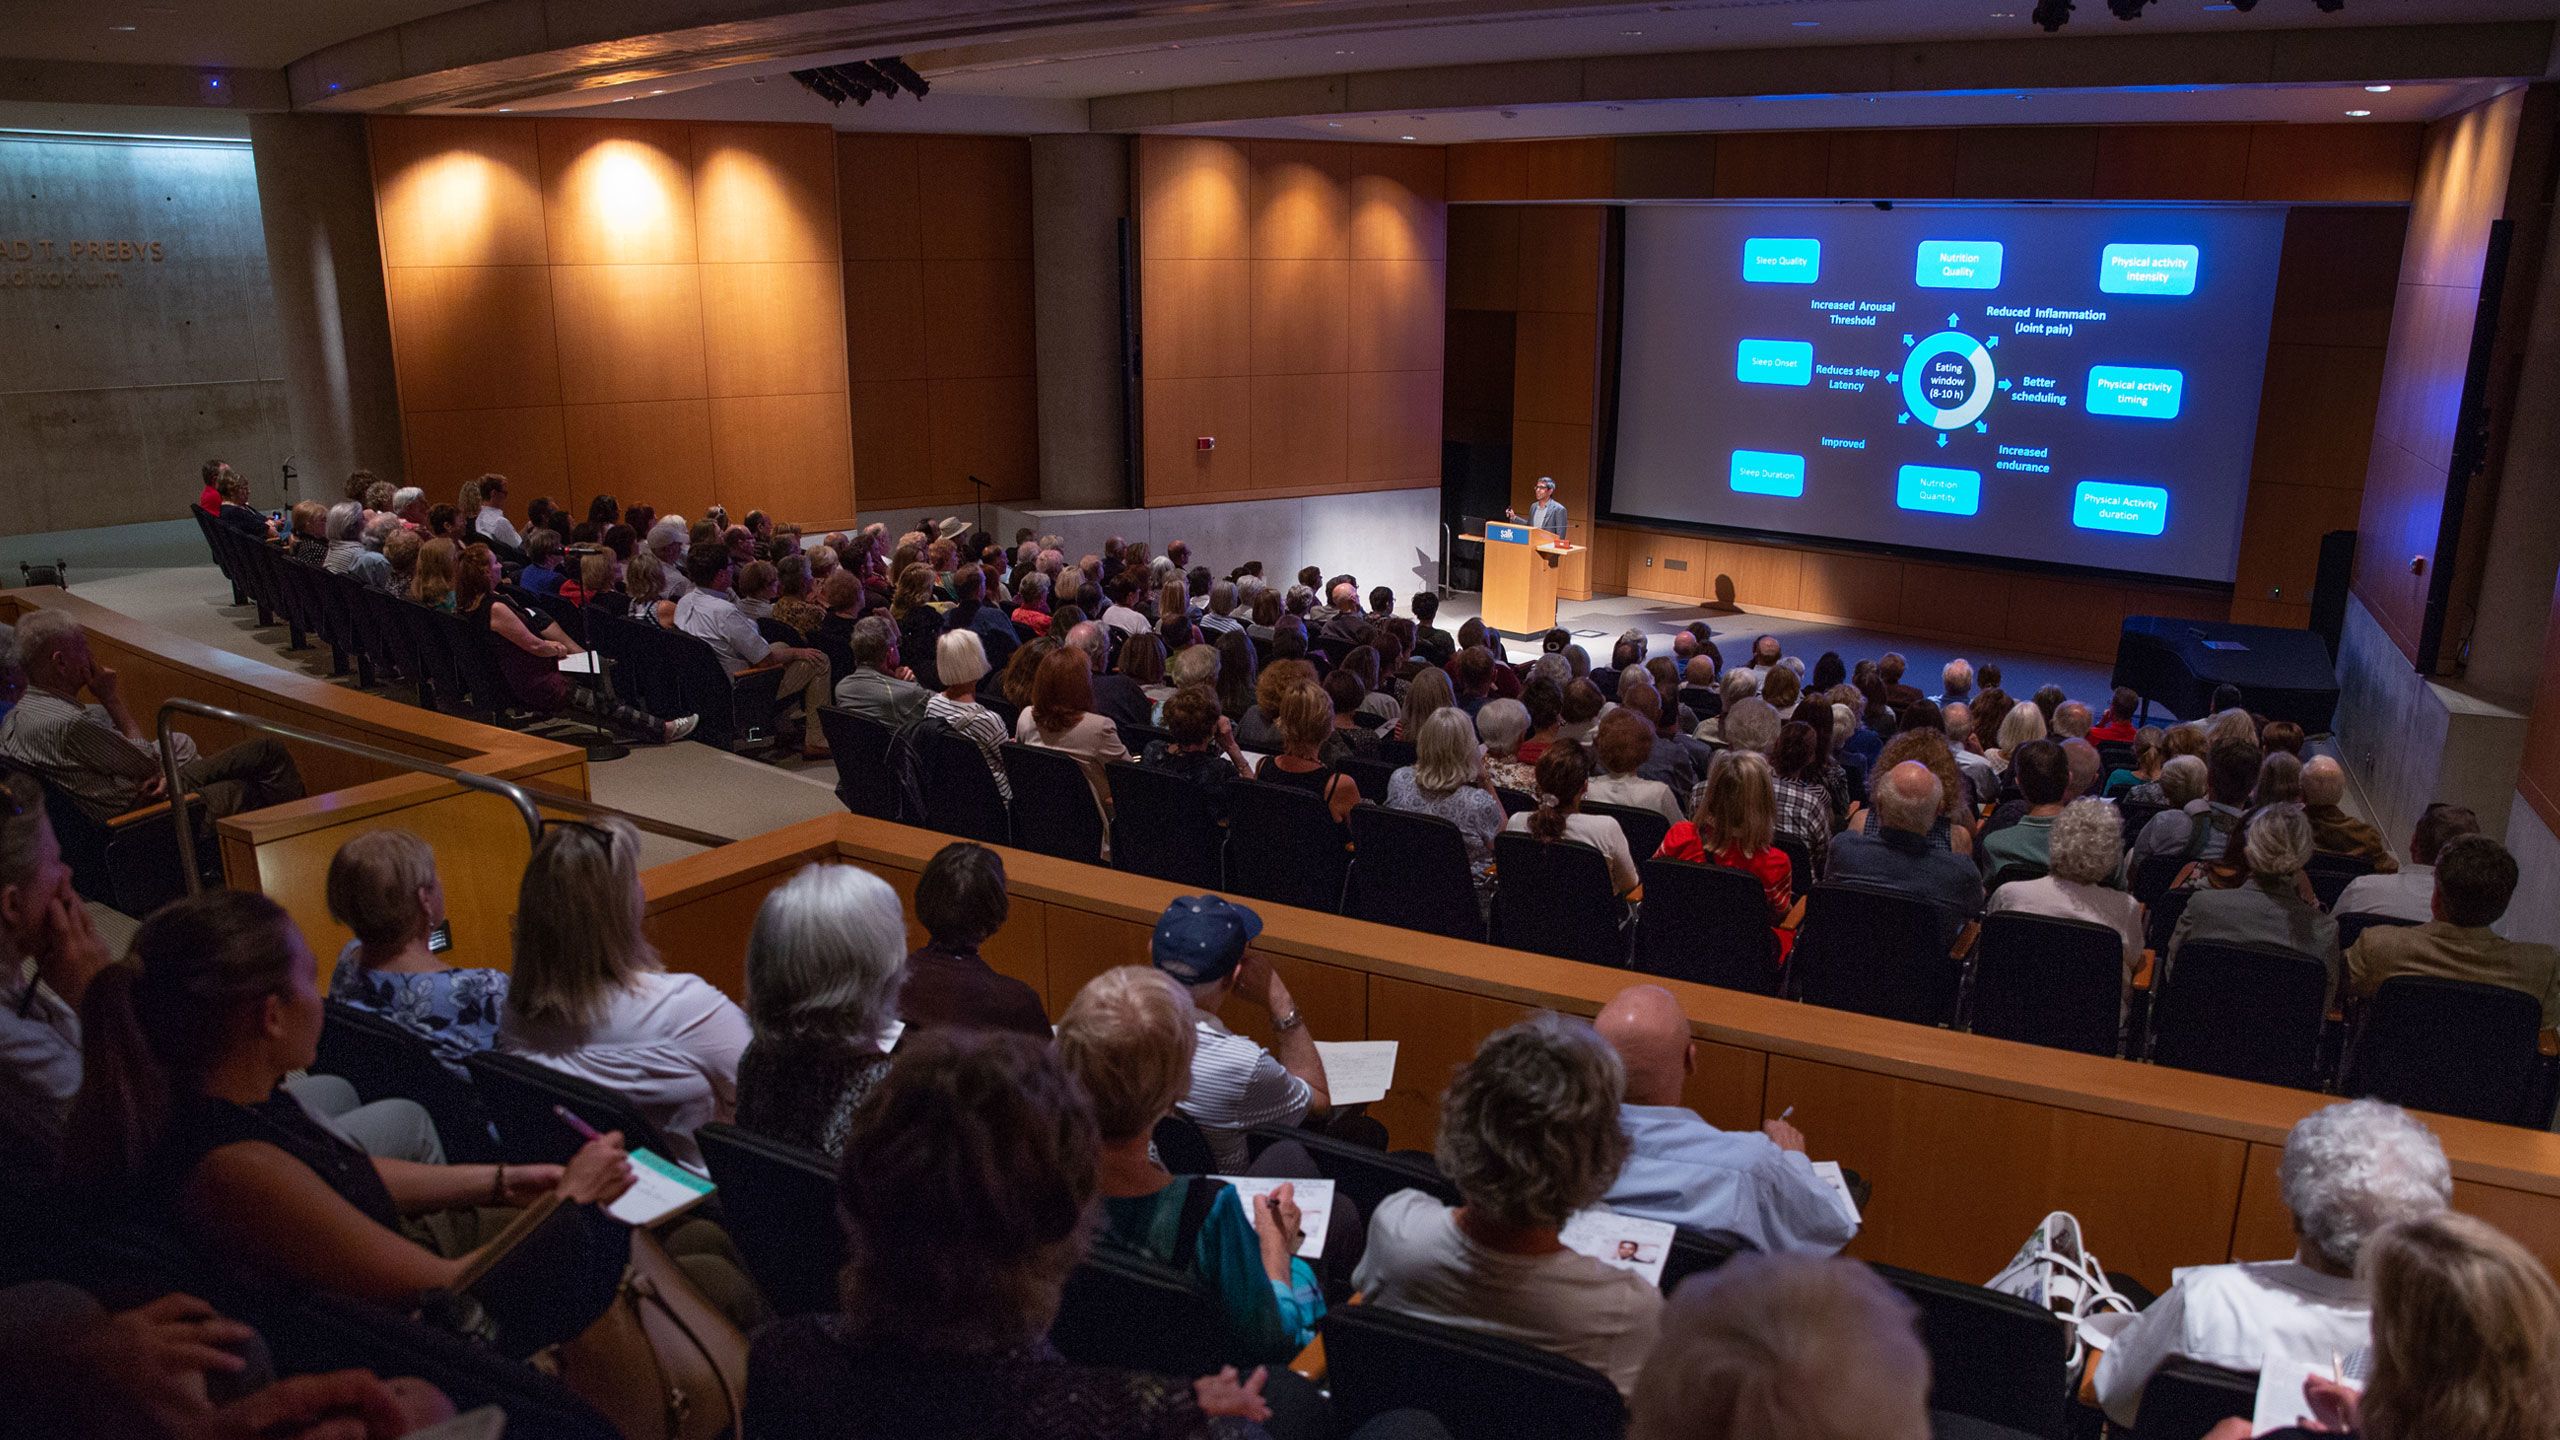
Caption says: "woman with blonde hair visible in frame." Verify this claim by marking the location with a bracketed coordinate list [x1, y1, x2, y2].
[930, 629, 1011, 801]
[1396, 665, 1455, 744]
[409, 536, 459, 612]
[1658, 750, 1793, 945]
[1239, 657, 1317, 753]
[497, 818, 750, 1169]
[622, 547, 677, 628]
[1385, 706, 1505, 900]
[324, 829, 508, 1074]
[1254, 681, 1359, 827]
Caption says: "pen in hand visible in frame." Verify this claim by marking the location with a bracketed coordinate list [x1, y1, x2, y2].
[554, 1104, 603, 1143]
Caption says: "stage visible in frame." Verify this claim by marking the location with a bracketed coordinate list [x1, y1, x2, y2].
[1428, 589, 2118, 704]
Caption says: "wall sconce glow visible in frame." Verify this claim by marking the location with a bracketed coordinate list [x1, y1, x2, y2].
[590, 142, 674, 242]
[2364, 84, 2393, 93]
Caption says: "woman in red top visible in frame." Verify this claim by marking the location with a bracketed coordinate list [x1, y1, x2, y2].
[1655, 748, 1796, 958]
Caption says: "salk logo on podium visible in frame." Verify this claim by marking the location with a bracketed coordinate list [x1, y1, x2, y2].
[1487, 523, 1533, 544]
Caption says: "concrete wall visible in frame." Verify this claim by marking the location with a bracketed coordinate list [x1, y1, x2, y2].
[0, 131, 289, 530]
[1031, 133, 1130, 513]
[1004, 487, 1442, 602]
[2334, 591, 2528, 849]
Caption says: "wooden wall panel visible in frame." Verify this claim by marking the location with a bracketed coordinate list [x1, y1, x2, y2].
[1367, 975, 1533, 1150]
[1512, 310, 1597, 427]
[1446, 207, 1521, 311]
[834, 133, 1039, 511]
[2244, 122, 2424, 203]
[374, 116, 854, 529]
[1715, 132, 1833, 200]
[1514, 207, 1603, 314]
[1827, 128, 1961, 199]
[1954, 127, 2100, 200]
[1139, 136, 1446, 504]
[1521, 139, 1616, 202]
[2093, 125, 2253, 201]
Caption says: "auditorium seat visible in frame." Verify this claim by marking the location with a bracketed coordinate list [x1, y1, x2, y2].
[1224, 779, 1352, 914]
[818, 707, 901, 821]
[695, 1121, 844, 1317]
[2131, 1359, 2257, 1440]
[1001, 742, 1109, 864]
[2333, 911, 2419, 950]
[2146, 942, 2328, 1091]
[1052, 1248, 1237, 1376]
[1658, 1226, 1753, 1293]
[1346, 803, 1486, 942]
[275, 1292, 622, 1440]
[1491, 831, 1627, 969]
[1105, 760, 1227, 889]
[1582, 801, 1669, 869]
[1790, 883, 1966, 1028]
[464, 1051, 679, 1166]
[314, 1000, 498, 1163]
[35, 768, 189, 919]
[1632, 857, 1781, 996]
[920, 727, 1011, 845]
[1320, 1303, 1627, 1440]
[654, 626, 781, 752]
[1244, 1122, 1457, 1220]
[2340, 975, 2544, 1126]
[2304, 853, 2376, 911]
[1774, 834, 1814, 896]
[1873, 1262, 2072, 1440]
[1967, 913, 2125, 1058]
[1338, 754, 1399, 804]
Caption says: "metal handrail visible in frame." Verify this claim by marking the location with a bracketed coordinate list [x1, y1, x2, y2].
[152, 698, 726, 893]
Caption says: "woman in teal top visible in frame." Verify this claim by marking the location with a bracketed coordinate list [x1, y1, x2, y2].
[1057, 965, 1323, 1364]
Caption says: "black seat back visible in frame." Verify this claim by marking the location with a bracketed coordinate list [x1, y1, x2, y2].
[518, 587, 586, 646]
[1322, 1303, 1628, 1440]
[695, 1122, 844, 1316]
[921, 728, 1011, 844]
[314, 1000, 497, 1163]
[1105, 760, 1228, 889]
[2149, 941, 2328, 1090]
[1244, 1122, 1458, 1219]
[463, 1050, 677, 1164]
[1338, 754, 1399, 803]
[1659, 1226, 1753, 1293]
[349, 583, 420, 697]
[2132, 1359, 2257, 1440]
[1490, 831, 1625, 968]
[2334, 911, 2419, 950]
[1225, 779, 1351, 914]
[33, 768, 188, 918]
[2118, 799, 2166, 846]
[395, 598, 471, 716]
[1790, 883, 1964, 1027]
[584, 611, 673, 720]
[275, 1292, 621, 1440]
[1052, 1246, 1238, 1376]
[655, 627, 774, 751]
[2342, 975, 2543, 1125]
[2130, 850, 2192, 906]
[1969, 913, 2126, 1057]
[1002, 741, 1109, 863]
[2304, 853, 2375, 911]
[1346, 804, 1485, 942]
[1583, 802, 1669, 867]
[1774, 834, 1813, 895]
[819, 706, 902, 820]
[1875, 1263, 2071, 1440]
[1633, 858, 1781, 995]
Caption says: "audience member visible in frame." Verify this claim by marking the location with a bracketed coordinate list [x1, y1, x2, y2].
[2260, 719, 2306, 757]
[1977, 738, 2068, 886]
[63, 889, 635, 1307]
[1017, 647, 1131, 826]
[2347, 835, 2560, 1027]
[1152, 895, 1331, 1171]
[901, 842, 1050, 1040]
[2300, 756, 2396, 871]
[1, 610, 304, 821]
[464, 473, 521, 554]
[211, 469, 272, 538]
[1658, 750, 1794, 949]
[836, 614, 927, 726]
[1385, 707, 1505, 903]
[1826, 761, 1982, 950]
[2126, 737, 2258, 883]
[1140, 684, 1250, 818]
[1985, 797, 2144, 1018]
[2335, 803, 2478, 922]
[744, 1030, 1284, 1439]
[2257, 749, 2304, 809]
[1629, 1254, 1928, 1440]
[458, 542, 693, 743]
[0, 771, 115, 1173]
[1411, 591, 1455, 665]
[1586, 709, 1683, 825]
[1506, 744, 1640, 898]
[497, 818, 748, 1168]
[320, 502, 391, 588]
[1769, 720, 1836, 874]
[676, 546, 832, 757]
[1254, 682, 1360, 827]
[1596, 984, 1856, 1254]
[1354, 1012, 1661, 1397]
[2165, 803, 2341, 1004]
[1059, 966, 1324, 1363]
[734, 863, 908, 1160]
[323, 829, 507, 1075]
[888, 567, 946, 689]
[2096, 1099, 2450, 1425]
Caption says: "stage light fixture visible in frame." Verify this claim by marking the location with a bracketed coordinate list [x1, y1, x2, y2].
[2031, 0, 2073, 31]
[2228, 0, 2258, 9]
[2313, 0, 2343, 10]
[2106, 0, 2149, 17]
[875, 56, 930, 97]
[833, 61, 893, 102]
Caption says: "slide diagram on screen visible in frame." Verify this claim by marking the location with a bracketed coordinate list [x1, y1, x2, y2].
[1610, 205, 2284, 583]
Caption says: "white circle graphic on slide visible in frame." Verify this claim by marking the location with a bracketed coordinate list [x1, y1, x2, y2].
[1902, 330, 1996, 431]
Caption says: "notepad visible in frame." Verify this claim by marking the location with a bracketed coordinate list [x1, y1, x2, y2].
[1315, 1040, 1398, 1106]
[1810, 1159, 1863, 1229]
[556, 650, 602, 674]
[1560, 1207, 1676, 1288]
[2252, 1357, 2361, 1435]
[1215, 1176, 1336, 1260]
[606, 1147, 718, 1227]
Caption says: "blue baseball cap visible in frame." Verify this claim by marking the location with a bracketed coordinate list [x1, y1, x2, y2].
[1150, 895, 1263, 985]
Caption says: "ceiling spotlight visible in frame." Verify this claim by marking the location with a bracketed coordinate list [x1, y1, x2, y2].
[2106, 0, 2149, 17]
[2365, 84, 2392, 93]
[2314, 0, 2343, 10]
[108, 23, 137, 31]
[2228, 0, 2258, 9]
[2345, 109, 2372, 117]
[1400, 135, 1416, 141]
[874, 55, 929, 97]
[2031, 0, 2072, 30]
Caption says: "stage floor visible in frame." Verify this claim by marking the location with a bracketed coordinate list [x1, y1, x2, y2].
[1428, 589, 2118, 706]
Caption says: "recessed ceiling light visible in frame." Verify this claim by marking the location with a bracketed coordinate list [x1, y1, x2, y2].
[1400, 135, 1416, 141]
[1327, 121, 1342, 127]
[1792, 19, 1820, 26]
[648, 89, 664, 95]
[1620, 29, 1643, 35]
[498, 107, 513, 112]
[108, 23, 137, 31]
[1334, 49, 1353, 55]
[2345, 109, 2372, 117]
[2365, 84, 2393, 93]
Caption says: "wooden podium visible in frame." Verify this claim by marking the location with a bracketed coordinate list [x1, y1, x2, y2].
[1460, 523, 1577, 636]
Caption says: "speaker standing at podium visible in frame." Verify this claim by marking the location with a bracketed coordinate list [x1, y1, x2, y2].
[1507, 476, 1566, 537]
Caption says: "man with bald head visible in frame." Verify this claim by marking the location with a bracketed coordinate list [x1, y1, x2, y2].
[1824, 761, 1983, 950]
[1594, 984, 1857, 1254]
[2300, 754, 2396, 872]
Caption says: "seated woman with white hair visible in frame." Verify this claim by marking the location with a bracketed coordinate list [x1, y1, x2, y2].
[1631, 1254, 1929, 1440]
[2165, 802, 2341, 1001]
[732, 863, 912, 1160]
[1475, 696, 1536, 794]
[2095, 1099, 2451, 1426]
[1984, 797, 2146, 1015]
[1353, 1012, 1662, 1397]
[1056, 966, 1325, 1365]
[1384, 707, 1506, 903]
[929, 628, 1012, 801]
[320, 500, 392, 588]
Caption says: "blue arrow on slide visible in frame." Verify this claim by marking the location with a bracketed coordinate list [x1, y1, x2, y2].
[1975, 422, 1989, 434]
[1946, 312, 1960, 328]
[1902, 333, 1915, 346]
[1986, 335, 1999, 348]
[1937, 433, 1949, 448]
[1897, 413, 1910, 425]
[1997, 378, 2011, 390]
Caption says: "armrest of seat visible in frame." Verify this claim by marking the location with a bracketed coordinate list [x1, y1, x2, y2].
[1779, 896, 1807, 931]
[2131, 948, 2157, 992]
[1288, 1332, 1327, 1383]
[1949, 919, 1980, 959]
[106, 799, 175, 830]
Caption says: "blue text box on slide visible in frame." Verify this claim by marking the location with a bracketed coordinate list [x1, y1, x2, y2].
[2072, 481, 2169, 535]
[2085, 365, 2184, 419]
[1735, 338, 1815, 386]
[1897, 465, 1981, 516]
[1915, 240, 2004, 289]
[1742, 237, 1821, 284]
[2100, 243, 2200, 296]
[1729, 450, 1806, 497]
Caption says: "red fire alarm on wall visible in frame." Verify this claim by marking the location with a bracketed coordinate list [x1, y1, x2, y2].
[1196, 436, 1215, 451]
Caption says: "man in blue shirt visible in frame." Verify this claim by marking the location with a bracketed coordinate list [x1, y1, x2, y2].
[1594, 984, 1857, 1255]
[1824, 760, 1984, 951]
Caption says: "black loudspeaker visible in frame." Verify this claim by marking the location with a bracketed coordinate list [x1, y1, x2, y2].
[2309, 529, 2356, 661]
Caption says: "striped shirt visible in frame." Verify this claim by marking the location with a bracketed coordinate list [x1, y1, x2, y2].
[0, 688, 197, 816]
[926, 692, 1013, 802]
[1196, 610, 1245, 638]
[1175, 1009, 1312, 1172]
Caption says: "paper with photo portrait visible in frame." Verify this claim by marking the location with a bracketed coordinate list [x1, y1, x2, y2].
[1560, 1207, 1675, 1288]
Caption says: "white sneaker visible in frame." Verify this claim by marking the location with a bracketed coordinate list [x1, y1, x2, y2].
[664, 714, 700, 743]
